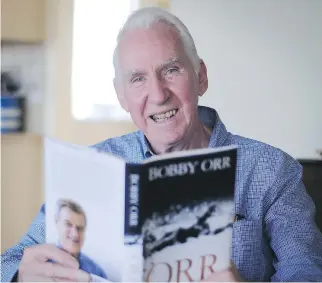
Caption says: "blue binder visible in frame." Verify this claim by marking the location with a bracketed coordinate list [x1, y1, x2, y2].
[1, 96, 26, 133]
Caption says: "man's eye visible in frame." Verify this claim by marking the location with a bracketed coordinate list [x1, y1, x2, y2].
[132, 77, 145, 83]
[165, 68, 179, 75]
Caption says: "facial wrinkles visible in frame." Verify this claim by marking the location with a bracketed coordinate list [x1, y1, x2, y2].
[130, 62, 186, 119]
[116, 24, 205, 152]
[149, 62, 192, 117]
[128, 58, 181, 83]
[144, 72, 184, 120]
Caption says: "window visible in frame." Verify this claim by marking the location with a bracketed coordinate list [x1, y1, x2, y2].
[71, 0, 139, 120]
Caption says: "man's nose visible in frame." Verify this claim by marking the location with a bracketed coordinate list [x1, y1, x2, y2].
[69, 227, 80, 239]
[147, 76, 170, 105]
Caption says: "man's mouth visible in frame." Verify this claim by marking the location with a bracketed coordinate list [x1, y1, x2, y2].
[150, 109, 178, 122]
[68, 238, 80, 244]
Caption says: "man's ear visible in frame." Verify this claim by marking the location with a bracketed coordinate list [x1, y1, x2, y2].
[198, 59, 208, 97]
[114, 78, 129, 112]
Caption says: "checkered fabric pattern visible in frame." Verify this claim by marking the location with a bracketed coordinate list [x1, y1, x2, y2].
[1, 106, 322, 282]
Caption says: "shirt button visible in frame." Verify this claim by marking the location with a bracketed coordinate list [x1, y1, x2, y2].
[145, 152, 152, 158]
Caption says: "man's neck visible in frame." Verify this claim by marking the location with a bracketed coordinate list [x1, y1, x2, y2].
[57, 242, 80, 260]
[148, 120, 212, 155]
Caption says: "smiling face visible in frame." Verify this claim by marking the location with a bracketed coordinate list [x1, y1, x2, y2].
[114, 22, 208, 153]
[56, 206, 86, 257]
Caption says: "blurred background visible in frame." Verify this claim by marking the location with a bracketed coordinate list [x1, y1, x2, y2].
[1, 0, 321, 252]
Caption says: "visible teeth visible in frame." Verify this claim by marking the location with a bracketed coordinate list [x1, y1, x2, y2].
[152, 109, 177, 121]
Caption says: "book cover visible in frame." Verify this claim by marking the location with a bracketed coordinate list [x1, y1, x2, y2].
[44, 138, 237, 282]
[139, 147, 236, 282]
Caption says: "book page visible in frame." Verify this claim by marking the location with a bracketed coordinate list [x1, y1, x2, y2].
[44, 138, 126, 282]
[143, 145, 237, 163]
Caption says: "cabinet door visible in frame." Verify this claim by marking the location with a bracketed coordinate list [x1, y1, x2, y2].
[1, 0, 45, 42]
[1, 134, 44, 252]
[140, 0, 170, 9]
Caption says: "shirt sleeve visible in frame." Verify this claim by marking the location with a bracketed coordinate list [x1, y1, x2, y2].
[96, 265, 108, 280]
[264, 156, 322, 281]
[90, 273, 111, 282]
[0, 204, 46, 282]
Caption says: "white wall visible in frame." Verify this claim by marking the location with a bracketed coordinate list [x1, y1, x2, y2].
[170, 0, 322, 159]
[42, 0, 137, 146]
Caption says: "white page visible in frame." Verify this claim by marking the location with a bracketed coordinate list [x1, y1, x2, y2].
[44, 137, 126, 282]
[144, 145, 237, 163]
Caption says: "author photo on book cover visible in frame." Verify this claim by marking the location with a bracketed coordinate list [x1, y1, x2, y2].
[1, 1, 322, 282]
[53, 199, 108, 282]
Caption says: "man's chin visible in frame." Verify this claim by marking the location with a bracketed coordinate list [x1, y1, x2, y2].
[64, 246, 80, 256]
[148, 133, 185, 151]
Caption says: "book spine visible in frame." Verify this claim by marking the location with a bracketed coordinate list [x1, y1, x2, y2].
[123, 163, 143, 282]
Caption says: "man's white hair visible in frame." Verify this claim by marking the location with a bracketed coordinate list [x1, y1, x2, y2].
[113, 6, 201, 78]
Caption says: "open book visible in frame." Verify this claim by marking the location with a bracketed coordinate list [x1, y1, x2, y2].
[44, 138, 237, 282]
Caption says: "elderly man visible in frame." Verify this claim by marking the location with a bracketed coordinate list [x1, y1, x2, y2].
[1, 6, 322, 282]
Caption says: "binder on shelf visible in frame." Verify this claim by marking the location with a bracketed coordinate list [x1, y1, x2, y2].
[1, 96, 26, 133]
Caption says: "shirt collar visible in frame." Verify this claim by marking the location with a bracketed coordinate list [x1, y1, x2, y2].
[138, 105, 230, 158]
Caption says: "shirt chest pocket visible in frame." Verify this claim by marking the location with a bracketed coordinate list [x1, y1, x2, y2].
[232, 220, 268, 281]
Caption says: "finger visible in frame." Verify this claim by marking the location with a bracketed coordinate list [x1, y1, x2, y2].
[36, 262, 90, 282]
[23, 244, 79, 268]
[22, 275, 56, 282]
[229, 261, 244, 281]
[22, 274, 75, 282]
[53, 277, 75, 282]
[202, 268, 240, 282]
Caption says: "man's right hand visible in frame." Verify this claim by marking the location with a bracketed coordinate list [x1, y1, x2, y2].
[18, 244, 90, 282]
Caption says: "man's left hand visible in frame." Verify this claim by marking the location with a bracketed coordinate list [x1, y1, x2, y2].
[202, 263, 244, 282]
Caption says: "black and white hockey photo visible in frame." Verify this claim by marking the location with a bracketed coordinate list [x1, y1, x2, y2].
[141, 151, 236, 282]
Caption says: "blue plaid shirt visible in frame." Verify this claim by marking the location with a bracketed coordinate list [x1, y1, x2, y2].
[1, 106, 322, 282]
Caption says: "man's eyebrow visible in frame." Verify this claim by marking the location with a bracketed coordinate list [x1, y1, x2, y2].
[125, 70, 146, 80]
[158, 57, 181, 69]
[123, 58, 181, 79]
